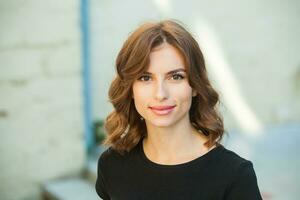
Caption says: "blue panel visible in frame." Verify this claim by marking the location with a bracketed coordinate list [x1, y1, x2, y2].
[80, 0, 94, 153]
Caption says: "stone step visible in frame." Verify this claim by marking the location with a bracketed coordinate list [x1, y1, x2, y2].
[43, 178, 101, 200]
[42, 147, 106, 200]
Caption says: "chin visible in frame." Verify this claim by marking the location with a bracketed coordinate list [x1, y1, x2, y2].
[147, 119, 177, 128]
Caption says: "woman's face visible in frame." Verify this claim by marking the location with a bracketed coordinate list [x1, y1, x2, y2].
[132, 43, 196, 128]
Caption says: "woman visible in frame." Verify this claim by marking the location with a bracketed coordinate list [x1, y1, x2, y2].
[95, 20, 262, 200]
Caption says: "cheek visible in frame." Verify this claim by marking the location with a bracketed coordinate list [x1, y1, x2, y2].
[171, 84, 193, 102]
[132, 84, 150, 111]
[133, 84, 147, 101]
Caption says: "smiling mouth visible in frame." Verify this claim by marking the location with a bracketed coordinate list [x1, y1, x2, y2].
[149, 105, 176, 115]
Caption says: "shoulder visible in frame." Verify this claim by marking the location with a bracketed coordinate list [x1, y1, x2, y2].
[212, 145, 257, 179]
[97, 144, 139, 171]
[98, 147, 123, 168]
[99, 147, 122, 163]
[217, 145, 252, 167]
[215, 146, 262, 199]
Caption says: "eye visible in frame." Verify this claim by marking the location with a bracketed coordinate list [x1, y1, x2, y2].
[171, 73, 185, 80]
[138, 75, 151, 81]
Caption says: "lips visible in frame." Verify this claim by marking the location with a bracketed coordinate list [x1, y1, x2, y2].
[149, 105, 176, 110]
[149, 105, 176, 116]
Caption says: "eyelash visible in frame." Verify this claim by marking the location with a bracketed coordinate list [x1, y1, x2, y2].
[138, 75, 151, 81]
[138, 74, 185, 81]
[172, 74, 185, 80]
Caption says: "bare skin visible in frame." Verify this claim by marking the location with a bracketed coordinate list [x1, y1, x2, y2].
[143, 125, 216, 165]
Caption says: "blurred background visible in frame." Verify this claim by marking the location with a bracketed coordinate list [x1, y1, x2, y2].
[1, 0, 299, 199]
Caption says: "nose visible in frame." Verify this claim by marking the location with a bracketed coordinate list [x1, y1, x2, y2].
[154, 80, 168, 101]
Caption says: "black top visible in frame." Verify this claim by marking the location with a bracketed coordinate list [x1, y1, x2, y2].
[95, 140, 263, 200]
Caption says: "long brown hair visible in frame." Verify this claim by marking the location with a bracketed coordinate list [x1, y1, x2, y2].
[102, 20, 224, 154]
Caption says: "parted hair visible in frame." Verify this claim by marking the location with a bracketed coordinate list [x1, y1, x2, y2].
[102, 19, 224, 154]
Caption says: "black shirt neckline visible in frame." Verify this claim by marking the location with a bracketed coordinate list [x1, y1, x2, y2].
[138, 139, 224, 169]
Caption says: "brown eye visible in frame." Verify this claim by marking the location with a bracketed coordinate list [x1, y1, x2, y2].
[171, 74, 184, 80]
[138, 75, 151, 81]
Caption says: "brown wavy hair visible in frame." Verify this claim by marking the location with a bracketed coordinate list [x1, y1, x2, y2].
[102, 19, 224, 154]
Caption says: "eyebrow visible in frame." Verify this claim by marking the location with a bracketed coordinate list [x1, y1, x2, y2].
[143, 68, 186, 75]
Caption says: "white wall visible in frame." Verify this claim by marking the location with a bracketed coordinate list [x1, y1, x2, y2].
[0, 1, 85, 199]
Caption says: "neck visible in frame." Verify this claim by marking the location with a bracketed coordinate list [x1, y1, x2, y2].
[143, 120, 208, 161]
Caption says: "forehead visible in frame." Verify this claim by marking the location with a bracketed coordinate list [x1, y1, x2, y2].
[147, 43, 186, 73]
